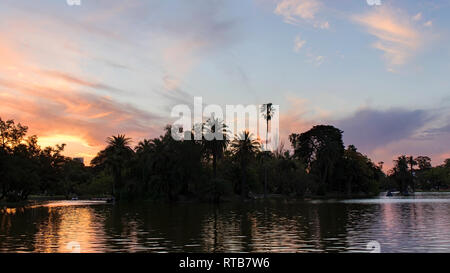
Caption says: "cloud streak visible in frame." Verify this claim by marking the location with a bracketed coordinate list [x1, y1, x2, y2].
[293, 35, 306, 52]
[274, 0, 328, 28]
[39, 70, 127, 95]
[352, 6, 425, 70]
[275, 0, 321, 22]
[0, 78, 162, 143]
[0, 78, 163, 164]
[156, 1, 240, 90]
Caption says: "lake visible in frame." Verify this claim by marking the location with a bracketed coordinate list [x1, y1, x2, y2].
[1, 192, 450, 253]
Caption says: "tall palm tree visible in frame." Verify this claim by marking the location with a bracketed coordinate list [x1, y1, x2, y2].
[261, 103, 275, 198]
[202, 117, 229, 178]
[135, 139, 152, 154]
[231, 131, 261, 198]
[92, 134, 134, 199]
[261, 103, 275, 150]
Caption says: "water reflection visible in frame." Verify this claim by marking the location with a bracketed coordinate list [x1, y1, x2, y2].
[1, 194, 450, 253]
[34, 206, 108, 253]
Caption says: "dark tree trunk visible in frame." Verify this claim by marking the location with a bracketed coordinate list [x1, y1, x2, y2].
[264, 119, 268, 198]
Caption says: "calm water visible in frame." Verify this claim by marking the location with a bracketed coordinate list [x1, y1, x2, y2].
[1, 193, 450, 253]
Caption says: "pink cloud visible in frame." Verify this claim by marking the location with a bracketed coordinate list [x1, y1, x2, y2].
[352, 6, 427, 70]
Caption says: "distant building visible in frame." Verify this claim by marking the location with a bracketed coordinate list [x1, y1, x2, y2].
[73, 157, 84, 165]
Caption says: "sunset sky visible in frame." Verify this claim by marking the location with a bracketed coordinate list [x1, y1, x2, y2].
[1, 0, 450, 168]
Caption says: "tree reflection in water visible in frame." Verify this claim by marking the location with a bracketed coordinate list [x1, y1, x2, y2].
[1, 196, 450, 252]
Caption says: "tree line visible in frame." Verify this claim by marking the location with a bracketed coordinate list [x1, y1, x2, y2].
[1, 117, 449, 202]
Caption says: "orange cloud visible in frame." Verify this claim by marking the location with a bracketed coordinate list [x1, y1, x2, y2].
[0, 29, 162, 164]
[352, 6, 426, 70]
[274, 0, 329, 29]
[39, 70, 126, 94]
[0, 80, 163, 164]
[275, 0, 321, 21]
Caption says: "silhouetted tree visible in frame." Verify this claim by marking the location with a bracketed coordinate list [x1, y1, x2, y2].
[1, 117, 92, 201]
[134, 139, 153, 195]
[416, 156, 432, 171]
[4, 117, 430, 202]
[444, 158, 450, 168]
[231, 131, 261, 198]
[339, 145, 381, 195]
[407, 156, 417, 191]
[91, 135, 134, 199]
[289, 125, 344, 194]
[261, 103, 275, 198]
[390, 155, 411, 194]
[202, 117, 229, 178]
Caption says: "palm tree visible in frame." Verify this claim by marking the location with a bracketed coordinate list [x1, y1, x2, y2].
[91, 134, 134, 199]
[231, 131, 261, 198]
[261, 103, 275, 150]
[202, 117, 229, 178]
[261, 103, 275, 197]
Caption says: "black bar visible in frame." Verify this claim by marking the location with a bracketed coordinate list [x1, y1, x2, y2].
[1, 253, 448, 272]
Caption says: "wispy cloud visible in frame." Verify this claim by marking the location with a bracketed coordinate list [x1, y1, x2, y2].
[413, 12, 422, 21]
[156, 2, 240, 90]
[274, 0, 328, 66]
[0, 78, 162, 144]
[39, 70, 126, 95]
[293, 35, 306, 52]
[0, 20, 163, 164]
[0, 78, 163, 164]
[352, 6, 425, 70]
[315, 21, 329, 29]
[274, 0, 328, 28]
[314, 55, 325, 66]
[275, 0, 320, 22]
[412, 12, 433, 27]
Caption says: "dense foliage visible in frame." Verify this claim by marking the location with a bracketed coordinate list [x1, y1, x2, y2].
[0, 118, 90, 201]
[387, 155, 450, 194]
[1, 117, 449, 202]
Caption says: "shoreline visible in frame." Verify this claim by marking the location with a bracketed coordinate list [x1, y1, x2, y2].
[3, 191, 449, 207]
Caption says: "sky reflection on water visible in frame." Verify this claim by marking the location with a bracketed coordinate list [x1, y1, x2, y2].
[1, 194, 450, 253]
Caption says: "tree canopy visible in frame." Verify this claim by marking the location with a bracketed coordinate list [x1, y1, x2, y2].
[1, 117, 449, 203]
